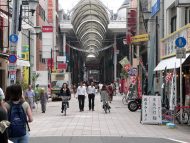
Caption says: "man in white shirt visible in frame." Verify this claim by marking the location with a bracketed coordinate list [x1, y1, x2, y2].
[87, 82, 96, 111]
[76, 82, 87, 112]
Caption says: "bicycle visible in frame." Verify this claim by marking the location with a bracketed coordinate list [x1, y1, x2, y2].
[174, 106, 190, 125]
[61, 96, 70, 116]
[122, 90, 137, 105]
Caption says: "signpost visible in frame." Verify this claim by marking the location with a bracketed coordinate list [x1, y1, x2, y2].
[175, 36, 186, 123]
[9, 34, 18, 85]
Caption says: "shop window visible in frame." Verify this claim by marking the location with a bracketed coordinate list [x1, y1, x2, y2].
[171, 16, 177, 33]
[185, 7, 190, 24]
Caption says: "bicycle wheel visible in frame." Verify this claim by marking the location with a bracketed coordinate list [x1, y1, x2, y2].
[104, 103, 107, 114]
[182, 111, 189, 124]
[63, 104, 66, 116]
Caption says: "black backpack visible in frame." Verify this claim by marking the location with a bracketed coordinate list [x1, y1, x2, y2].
[8, 102, 30, 138]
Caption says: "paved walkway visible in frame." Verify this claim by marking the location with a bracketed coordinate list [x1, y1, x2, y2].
[29, 94, 190, 143]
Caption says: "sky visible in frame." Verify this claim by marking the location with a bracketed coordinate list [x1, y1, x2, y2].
[59, 0, 125, 13]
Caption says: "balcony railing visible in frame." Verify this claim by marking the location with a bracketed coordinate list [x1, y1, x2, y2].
[161, 23, 190, 59]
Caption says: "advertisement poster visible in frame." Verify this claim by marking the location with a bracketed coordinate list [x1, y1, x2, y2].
[142, 96, 162, 124]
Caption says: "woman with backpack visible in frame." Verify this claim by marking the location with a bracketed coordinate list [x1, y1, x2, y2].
[4, 84, 33, 143]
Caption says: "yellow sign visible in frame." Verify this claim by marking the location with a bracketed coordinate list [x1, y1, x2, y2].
[131, 34, 149, 43]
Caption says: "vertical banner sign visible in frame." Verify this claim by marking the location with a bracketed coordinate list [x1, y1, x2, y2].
[48, 0, 53, 23]
[142, 96, 162, 124]
[42, 26, 53, 58]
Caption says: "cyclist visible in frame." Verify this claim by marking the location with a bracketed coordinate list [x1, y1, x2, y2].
[100, 85, 111, 110]
[60, 83, 71, 113]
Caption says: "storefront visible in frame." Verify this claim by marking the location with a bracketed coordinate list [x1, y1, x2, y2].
[0, 53, 8, 91]
[154, 53, 190, 109]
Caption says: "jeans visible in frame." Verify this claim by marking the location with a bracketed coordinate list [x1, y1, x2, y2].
[9, 133, 29, 143]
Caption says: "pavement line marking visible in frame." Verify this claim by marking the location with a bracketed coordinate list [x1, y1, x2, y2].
[167, 138, 189, 143]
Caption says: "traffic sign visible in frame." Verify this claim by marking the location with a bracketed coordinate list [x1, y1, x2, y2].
[176, 48, 186, 59]
[9, 34, 18, 43]
[175, 37, 186, 48]
[8, 54, 17, 63]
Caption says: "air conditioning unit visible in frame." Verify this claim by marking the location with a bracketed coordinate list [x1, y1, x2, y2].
[175, 0, 190, 7]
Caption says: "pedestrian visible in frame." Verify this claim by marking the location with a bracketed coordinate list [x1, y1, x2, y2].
[60, 83, 71, 113]
[76, 82, 87, 112]
[107, 83, 113, 102]
[4, 84, 33, 143]
[0, 90, 9, 143]
[73, 84, 77, 98]
[87, 82, 96, 111]
[0, 87, 5, 100]
[25, 85, 35, 111]
[100, 85, 111, 109]
[39, 88, 48, 113]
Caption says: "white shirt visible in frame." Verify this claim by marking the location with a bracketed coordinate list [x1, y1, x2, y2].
[77, 86, 87, 96]
[87, 86, 96, 94]
[0, 88, 5, 99]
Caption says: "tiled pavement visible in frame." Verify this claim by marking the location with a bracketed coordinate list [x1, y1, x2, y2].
[29, 94, 190, 142]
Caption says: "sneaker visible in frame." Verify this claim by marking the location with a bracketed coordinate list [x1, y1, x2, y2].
[61, 110, 63, 113]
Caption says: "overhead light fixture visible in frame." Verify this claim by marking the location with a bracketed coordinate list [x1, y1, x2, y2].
[87, 54, 96, 58]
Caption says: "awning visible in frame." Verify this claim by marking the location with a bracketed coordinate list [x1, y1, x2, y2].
[154, 54, 190, 71]
[17, 59, 30, 67]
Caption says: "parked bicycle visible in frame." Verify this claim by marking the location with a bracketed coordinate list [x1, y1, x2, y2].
[61, 96, 70, 116]
[175, 106, 190, 125]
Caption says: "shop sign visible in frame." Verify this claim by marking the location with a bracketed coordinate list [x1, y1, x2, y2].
[58, 63, 67, 69]
[42, 26, 53, 32]
[131, 34, 149, 43]
[57, 56, 66, 62]
[142, 96, 162, 124]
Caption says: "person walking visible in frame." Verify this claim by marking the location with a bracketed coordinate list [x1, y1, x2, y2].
[73, 84, 77, 98]
[4, 84, 33, 143]
[39, 88, 48, 113]
[60, 83, 71, 113]
[76, 82, 87, 112]
[107, 83, 114, 102]
[0, 91, 8, 143]
[25, 85, 35, 111]
[87, 82, 96, 111]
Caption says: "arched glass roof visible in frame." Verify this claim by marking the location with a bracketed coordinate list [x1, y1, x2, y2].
[71, 0, 109, 58]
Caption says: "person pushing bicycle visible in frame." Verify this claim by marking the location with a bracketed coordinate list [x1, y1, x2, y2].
[100, 84, 111, 110]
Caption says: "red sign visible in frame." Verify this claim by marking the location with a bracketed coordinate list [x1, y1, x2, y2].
[58, 63, 67, 69]
[42, 26, 53, 32]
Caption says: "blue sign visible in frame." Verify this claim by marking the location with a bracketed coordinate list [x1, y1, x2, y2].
[151, 0, 160, 16]
[175, 37, 186, 48]
[8, 54, 17, 63]
[9, 34, 18, 43]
